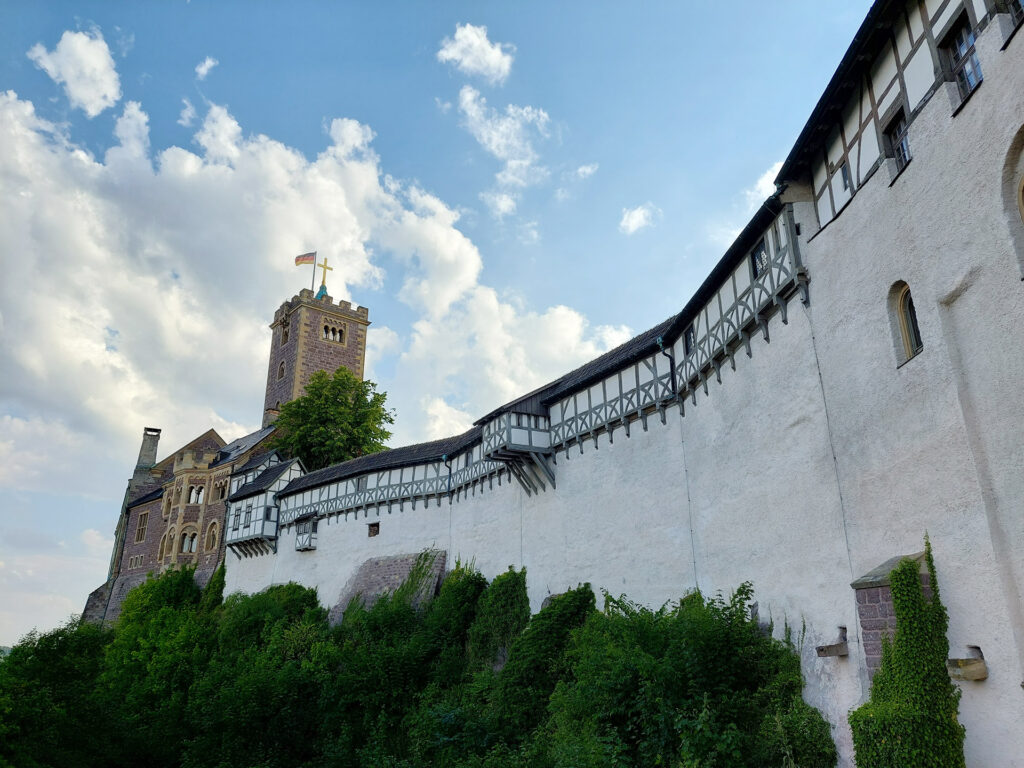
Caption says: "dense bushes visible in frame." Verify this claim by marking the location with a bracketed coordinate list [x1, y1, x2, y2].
[849, 538, 965, 767]
[0, 561, 836, 768]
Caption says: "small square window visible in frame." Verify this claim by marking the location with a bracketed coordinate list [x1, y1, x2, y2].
[368, 522, 380, 537]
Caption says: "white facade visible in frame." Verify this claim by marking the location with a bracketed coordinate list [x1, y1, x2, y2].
[225, 3, 1024, 766]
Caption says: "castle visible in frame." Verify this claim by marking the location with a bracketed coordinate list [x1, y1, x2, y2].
[84, 289, 371, 623]
[92, 0, 1024, 764]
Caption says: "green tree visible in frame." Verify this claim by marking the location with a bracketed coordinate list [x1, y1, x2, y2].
[270, 366, 394, 471]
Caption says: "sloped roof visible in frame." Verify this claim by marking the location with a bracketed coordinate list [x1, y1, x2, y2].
[211, 426, 276, 468]
[228, 460, 297, 502]
[231, 448, 281, 476]
[126, 486, 164, 509]
[279, 427, 482, 498]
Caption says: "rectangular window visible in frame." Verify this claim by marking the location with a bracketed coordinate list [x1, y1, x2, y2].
[885, 111, 911, 172]
[943, 18, 982, 100]
[243, 505, 252, 527]
[684, 325, 696, 357]
[356, 476, 368, 492]
[368, 522, 380, 537]
[1013, 0, 1024, 26]
[296, 519, 318, 551]
[134, 512, 148, 543]
[750, 238, 770, 280]
[232, 511, 240, 530]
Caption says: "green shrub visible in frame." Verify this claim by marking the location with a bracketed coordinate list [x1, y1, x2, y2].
[848, 537, 965, 768]
[467, 567, 530, 672]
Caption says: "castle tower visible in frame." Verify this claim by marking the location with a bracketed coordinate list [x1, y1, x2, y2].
[262, 288, 370, 427]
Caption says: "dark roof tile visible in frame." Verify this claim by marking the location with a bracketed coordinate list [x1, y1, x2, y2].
[279, 427, 481, 497]
[229, 460, 295, 502]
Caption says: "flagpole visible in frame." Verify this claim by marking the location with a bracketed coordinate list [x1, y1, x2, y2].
[310, 250, 317, 292]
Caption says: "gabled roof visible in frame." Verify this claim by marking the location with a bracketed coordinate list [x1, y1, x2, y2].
[232, 448, 282, 476]
[279, 427, 482, 498]
[151, 428, 226, 473]
[228, 459, 299, 502]
[126, 486, 164, 509]
[211, 426, 276, 468]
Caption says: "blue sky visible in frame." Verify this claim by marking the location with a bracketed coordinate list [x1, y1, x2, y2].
[0, 0, 871, 644]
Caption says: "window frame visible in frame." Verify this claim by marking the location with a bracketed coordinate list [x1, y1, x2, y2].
[885, 110, 911, 172]
[942, 16, 983, 101]
[896, 284, 924, 362]
[134, 511, 149, 543]
[749, 238, 770, 281]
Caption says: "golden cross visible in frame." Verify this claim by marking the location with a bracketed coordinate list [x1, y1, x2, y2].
[317, 257, 333, 288]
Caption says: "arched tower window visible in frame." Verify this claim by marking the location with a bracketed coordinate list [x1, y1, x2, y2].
[196, 486, 205, 504]
[281, 325, 289, 345]
[278, 361, 285, 380]
[890, 282, 923, 363]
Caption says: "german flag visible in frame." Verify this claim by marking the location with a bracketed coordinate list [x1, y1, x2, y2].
[295, 251, 316, 265]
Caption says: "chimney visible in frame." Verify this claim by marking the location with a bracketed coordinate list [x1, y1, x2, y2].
[137, 427, 161, 469]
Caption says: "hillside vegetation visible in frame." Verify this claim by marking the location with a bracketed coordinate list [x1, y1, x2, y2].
[0, 561, 836, 768]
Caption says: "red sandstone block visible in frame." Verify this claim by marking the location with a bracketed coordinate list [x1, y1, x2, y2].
[859, 604, 878, 618]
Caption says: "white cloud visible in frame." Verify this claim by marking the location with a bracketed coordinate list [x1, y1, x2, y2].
[458, 86, 549, 189]
[26, 29, 121, 118]
[576, 163, 599, 179]
[423, 397, 474, 439]
[706, 159, 783, 250]
[178, 98, 196, 127]
[480, 190, 517, 219]
[745, 160, 782, 210]
[434, 97, 452, 114]
[437, 23, 515, 85]
[619, 202, 660, 235]
[554, 187, 570, 202]
[0, 88, 631, 639]
[195, 56, 219, 80]
[519, 220, 539, 245]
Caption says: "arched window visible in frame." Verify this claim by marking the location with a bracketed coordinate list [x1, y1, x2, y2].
[180, 534, 188, 553]
[323, 324, 330, 339]
[189, 534, 198, 553]
[337, 326, 345, 343]
[281, 325, 289, 345]
[196, 486, 205, 504]
[158, 534, 166, 560]
[205, 522, 219, 552]
[278, 361, 285, 380]
[891, 282, 923, 362]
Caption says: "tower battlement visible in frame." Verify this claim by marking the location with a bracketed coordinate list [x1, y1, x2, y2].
[262, 289, 371, 427]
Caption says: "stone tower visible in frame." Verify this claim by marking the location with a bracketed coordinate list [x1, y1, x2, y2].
[262, 288, 371, 427]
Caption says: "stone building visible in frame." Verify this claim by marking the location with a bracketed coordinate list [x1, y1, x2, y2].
[84, 288, 369, 623]
[219, 2, 1024, 765]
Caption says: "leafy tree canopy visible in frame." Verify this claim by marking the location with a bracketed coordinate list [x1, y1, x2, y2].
[270, 366, 394, 471]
